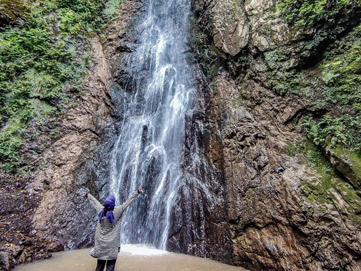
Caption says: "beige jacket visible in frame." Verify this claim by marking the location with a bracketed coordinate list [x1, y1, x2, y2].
[87, 192, 139, 260]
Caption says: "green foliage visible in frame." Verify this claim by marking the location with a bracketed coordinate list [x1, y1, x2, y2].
[103, 0, 125, 19]
[0, 121, 25, 171]
[301, 114, 361, 150]
[54, 0, 105, 34]
[318, 33, 361, 105]
[0, 0, 113, 172]
[286, 141, 297, 156]
[278, 0, 361, 28]
[300, 26, 361, 150]
[269, 25, 361, 152]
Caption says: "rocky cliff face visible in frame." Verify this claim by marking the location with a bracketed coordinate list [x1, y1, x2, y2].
[2, 0, 361, 270]
[27, 0, 143, 249]
[190, 0, 361, 270]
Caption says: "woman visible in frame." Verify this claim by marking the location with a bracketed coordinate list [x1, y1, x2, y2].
[82, 188, 143, 271]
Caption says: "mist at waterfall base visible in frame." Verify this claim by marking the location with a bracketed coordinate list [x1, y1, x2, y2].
[108, 0, 201, 250]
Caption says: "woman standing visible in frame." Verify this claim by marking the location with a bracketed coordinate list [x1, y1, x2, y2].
[82, 189, 143, 271]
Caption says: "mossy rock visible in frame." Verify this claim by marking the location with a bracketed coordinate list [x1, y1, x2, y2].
[348, 59, 361, 74]
[325, 145, 361, 190]
[300, 143, 361, 224]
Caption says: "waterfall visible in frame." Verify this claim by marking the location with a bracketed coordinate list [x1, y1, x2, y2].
[109, 0, 195, 249]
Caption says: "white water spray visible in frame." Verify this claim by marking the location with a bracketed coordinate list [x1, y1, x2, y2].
[109, 0, 194, 249]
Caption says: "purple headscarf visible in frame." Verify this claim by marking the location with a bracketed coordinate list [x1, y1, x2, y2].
[98, 195, 115, 224]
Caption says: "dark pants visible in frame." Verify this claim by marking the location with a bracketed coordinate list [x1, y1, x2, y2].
[95, 259, 116, 271]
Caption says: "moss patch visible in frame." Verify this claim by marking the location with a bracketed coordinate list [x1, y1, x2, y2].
[332, 146, 361, 185]
[298, 141, 361, 224]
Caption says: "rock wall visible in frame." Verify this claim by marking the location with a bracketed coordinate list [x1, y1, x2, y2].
[26, 0, 142, 251]
[3, 0, 361, 270]
[210, 74, 361, 271]
[191, 0, 361, 270]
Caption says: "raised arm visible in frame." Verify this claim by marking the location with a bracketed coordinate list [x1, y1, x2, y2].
[113, 191, 140, 220]
[87, 193, 103, 213]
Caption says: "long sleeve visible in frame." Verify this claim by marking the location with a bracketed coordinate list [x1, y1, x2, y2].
[113, 191, 139, 220]
[87, 193, 103, 213]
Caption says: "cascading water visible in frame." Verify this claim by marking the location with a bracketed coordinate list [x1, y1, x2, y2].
[109, 0, 195, 249]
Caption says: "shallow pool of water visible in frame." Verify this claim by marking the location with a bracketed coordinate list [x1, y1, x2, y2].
[14, 245, 248, 271]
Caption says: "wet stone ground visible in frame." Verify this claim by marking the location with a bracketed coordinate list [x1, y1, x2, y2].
[0, 174, 52, 270]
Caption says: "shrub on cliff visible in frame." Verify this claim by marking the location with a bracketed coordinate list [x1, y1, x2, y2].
[0, 0, 119, 172]
[269, 3, 361, 154]
[278, 0, 361, 28]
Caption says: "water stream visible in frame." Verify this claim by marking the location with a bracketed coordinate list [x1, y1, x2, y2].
[109, 0, 196, 249]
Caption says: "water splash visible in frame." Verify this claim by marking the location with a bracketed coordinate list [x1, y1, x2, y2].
[121, 244, 169, 256]
[109, 0, 194, 249]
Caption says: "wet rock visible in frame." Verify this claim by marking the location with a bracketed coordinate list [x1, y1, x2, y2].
[19, 239, 32, 247]
[0, 174, 51, 269]
[47, 242, 64, 253]
[0, 251, 13, 271]
[274, 167, 284, 173]
[214, 19, 249, 56]
[199, 0, 250, 56]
